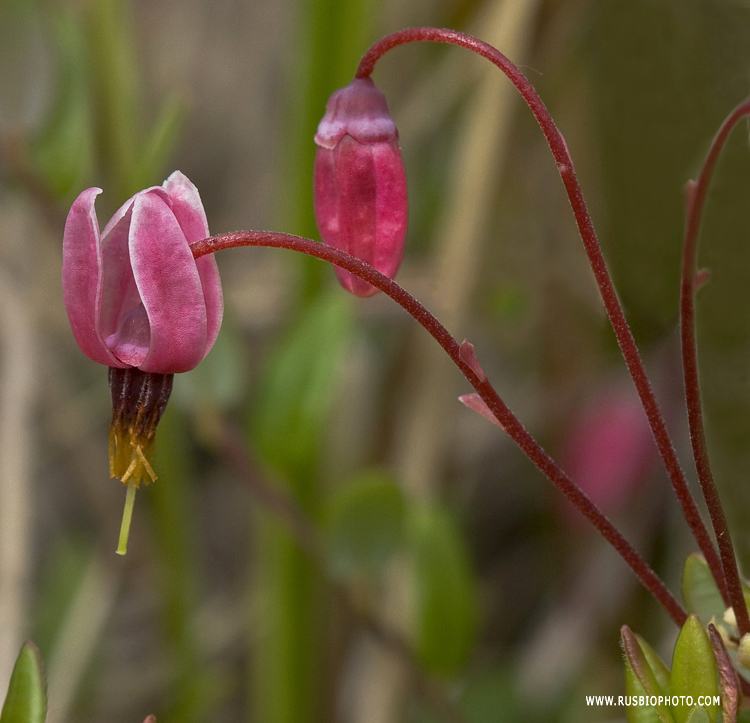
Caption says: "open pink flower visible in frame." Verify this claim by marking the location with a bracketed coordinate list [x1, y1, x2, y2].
[63, 171, 223, 374]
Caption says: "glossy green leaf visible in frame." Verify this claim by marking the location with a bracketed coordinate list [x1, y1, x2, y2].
[250, 292, 352, 482]
[410, 505, 477, 677]
[682, 555, 725, 626]
[637, 634, 671, 696]
[324, 470, 405, 579]
[621, 626, 673, 723]
[625, 665, 663, 723]
[0, 643, 47, 723]
[670, 616, 719, 723]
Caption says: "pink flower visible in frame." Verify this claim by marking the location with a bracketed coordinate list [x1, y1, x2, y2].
[62, 171, 223, 374]
[314, 77, 408, 298]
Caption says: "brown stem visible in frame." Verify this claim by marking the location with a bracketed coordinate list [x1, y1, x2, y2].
[355, 25, 726, 606]
[191, 231, 687, 626]
[680, 99, 750, 634]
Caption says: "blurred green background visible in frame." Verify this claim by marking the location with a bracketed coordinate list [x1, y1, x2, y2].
[1, 0, 750, 721]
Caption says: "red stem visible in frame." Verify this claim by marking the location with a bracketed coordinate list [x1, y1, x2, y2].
[356, 26, 727, 602]
[191, 231, 687, 626]
[680, 99, 750, 635]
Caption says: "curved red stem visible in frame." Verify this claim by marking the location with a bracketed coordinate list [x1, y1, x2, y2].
[356, 25, 727, 603]
[680, 99, 750, 635]
[191, 230, 687, 626]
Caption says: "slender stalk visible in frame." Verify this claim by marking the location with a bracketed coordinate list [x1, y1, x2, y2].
[354, 27, 726, 601]
[116, 480, 137, 556]
[191, 231, 686, 626]
[680, 99, 750, 635]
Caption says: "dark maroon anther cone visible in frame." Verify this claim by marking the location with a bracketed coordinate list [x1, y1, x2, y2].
[108, 367, 174, 487]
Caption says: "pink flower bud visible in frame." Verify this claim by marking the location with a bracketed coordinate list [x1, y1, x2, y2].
[314, 77, 408, 297]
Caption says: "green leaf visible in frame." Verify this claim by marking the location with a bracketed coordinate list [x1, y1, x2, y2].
[621, 626, 673, 723]
[639, 637, 671, 696]
[670, 616, 719, 723]
[324, 470, 405, 579]
[682, 554, 725, 626]
[410, 505, 477, 677]
[684, 708, 710, 723]
[1, 643, 47, 723]
[250, 292, 352, 483]
[625, 665, 664, 723]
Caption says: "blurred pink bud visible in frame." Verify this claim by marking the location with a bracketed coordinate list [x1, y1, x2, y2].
[561, 390, 656, 519]
[314, 77, 408, 297]
[63, 171, 223, 374]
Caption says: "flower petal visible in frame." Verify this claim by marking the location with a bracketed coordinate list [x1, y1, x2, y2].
[129, 191, 208, 373]
[162, 171, 209, 241]
[62, 188, 128, 367]
[162, 171, 223, 351]
[99, 202, 141, 342]
[101, 185, 161, 239]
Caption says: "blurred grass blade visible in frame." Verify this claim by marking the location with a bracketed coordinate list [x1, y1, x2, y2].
[150, 407, 208, 723]
[410, 505, 477, 677]
[137, 93, 184, 190]
[250, 292, 352, 723]
[1, 643, 47, 723]
[250, 291, 352, 484]
[85, 0, 140, 199]
[280, 0, 374, 299]
[30, 9, 93, 199]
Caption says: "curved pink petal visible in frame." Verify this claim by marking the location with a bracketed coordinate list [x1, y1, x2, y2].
[372, 140, 407, 278]
[101, 185, 162, 238]
[162, 171, 223, 351]
[99, 204, 140, 342]
[163, 171, 209, 241]
[129, 191, 208, 373]
[62, 188, 127, 367]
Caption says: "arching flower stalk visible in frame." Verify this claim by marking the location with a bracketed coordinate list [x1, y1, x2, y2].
[60, 30, 750, 681]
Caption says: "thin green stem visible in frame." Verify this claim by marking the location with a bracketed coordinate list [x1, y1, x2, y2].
[191, 231, 687, 626]
[355, 26, 726, 602]
[116, 480, 137, 556]
[680, 99, 750, 635]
